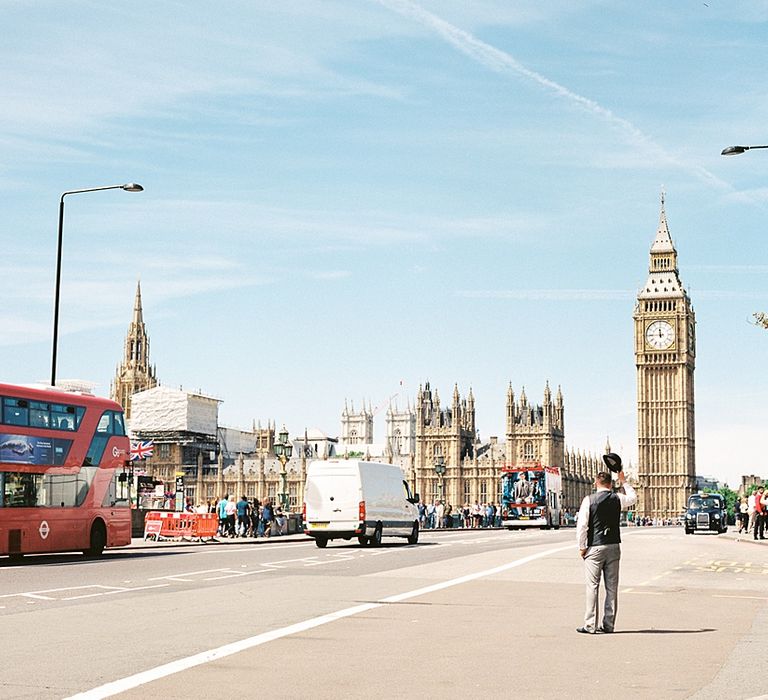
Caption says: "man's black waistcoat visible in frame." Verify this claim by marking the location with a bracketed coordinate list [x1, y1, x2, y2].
[587, 490, 621, 546]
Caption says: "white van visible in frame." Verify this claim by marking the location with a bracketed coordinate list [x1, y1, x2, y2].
[303, 459, 420, 548]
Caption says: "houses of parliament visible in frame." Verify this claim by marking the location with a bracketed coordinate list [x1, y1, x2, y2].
[112, 197, 696, 518]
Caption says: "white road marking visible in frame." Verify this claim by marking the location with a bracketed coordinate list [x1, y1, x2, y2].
[65, 543, 572, 700]
[61, 584, 170, 600]
[147, 568, 229, 582]
[0, 583, 172, 603]
[203, 570, 275, 581]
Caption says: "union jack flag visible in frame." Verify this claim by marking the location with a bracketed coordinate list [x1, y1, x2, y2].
[130, 440, 154, 461]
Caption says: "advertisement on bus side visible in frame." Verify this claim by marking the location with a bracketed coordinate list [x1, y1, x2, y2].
[0, 433, 71, 466]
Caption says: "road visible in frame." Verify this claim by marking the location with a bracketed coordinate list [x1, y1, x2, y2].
[1, 526, 767, 699]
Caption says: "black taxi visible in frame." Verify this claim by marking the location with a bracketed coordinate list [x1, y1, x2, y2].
[684, 492, 728, 535]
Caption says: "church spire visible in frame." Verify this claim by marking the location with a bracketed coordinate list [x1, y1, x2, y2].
[132, 280, 144, 326]
[111, 280, 158, 418]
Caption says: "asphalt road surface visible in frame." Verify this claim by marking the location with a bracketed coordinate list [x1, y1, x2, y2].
[2, 526, 767, 699]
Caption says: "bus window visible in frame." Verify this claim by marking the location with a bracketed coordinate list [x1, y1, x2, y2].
[103, 471, 130, 508]
[2, 472, 42, 507]
[96, 413, 112, 434]
[38, 468, 97, 507]
[2, 398, 29, 426]
[29, 402, 51, 428]
[85, 410, 122, 465]
[112, 412, 126, 436]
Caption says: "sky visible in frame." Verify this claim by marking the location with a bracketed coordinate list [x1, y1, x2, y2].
[1, 0, 766, 488]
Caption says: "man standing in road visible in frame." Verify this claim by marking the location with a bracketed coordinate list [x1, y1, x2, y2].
[576, 454, 636, 634]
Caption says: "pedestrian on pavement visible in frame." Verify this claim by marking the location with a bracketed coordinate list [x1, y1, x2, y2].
[236, 495, 250, 537]
[576, 454, 636, 635]
[747, 491, 757, 535]
[261, 498, 274, 538]
[754, 487, 766, 540]
[417, 501, 426, 529]
[435, 500, 445, 529]
[738, 497, 749, 534]
[217, 494, 229, 536]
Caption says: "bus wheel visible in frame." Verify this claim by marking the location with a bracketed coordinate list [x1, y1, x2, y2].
[407, 522, 419, 545]
[85, 521, 107, 557]
[9, 553, 24, 563]
[315, 536, 328, 549]
[370, 524, 383, 547]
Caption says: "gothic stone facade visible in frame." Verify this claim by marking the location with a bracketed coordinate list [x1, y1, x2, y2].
[411, 382, 601, 514]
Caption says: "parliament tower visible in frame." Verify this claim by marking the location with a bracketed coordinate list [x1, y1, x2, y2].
[111, 281, 158, 419]
[634, 195, 696, 517]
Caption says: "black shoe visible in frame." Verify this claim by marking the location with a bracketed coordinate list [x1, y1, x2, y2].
[576, 627, 595, 634]
[598, 627, 614, 634]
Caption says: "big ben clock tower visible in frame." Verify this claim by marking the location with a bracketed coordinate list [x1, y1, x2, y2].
[634, 194, 696, 518]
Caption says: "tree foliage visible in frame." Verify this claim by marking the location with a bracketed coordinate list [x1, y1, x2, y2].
[754, 312, 768, 329]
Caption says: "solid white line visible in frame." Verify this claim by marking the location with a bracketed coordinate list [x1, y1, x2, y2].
[65, 542, 572, 700]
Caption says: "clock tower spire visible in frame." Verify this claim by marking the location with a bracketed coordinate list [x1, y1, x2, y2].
[633, 194, 696, 518]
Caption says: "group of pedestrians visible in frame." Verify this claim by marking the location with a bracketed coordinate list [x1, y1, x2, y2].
[736, 486, 767, 540]
[417, 500, 500, 529]
[202, 495, 289, 538]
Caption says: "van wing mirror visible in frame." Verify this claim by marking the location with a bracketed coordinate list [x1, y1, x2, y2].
[412, 493, 420, 504]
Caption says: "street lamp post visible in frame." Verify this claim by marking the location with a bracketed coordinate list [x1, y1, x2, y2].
[273, 426, 293, 511]
[719, 145, 768, 329]
[51, 183, 143, 386]
[721, 144, 768, 156]
[434, 455, 446, 502]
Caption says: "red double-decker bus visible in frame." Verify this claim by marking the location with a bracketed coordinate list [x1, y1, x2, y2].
[0, 382, 132, 558]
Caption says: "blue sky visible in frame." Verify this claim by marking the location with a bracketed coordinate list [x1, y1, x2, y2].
[1, 0, 766, 487]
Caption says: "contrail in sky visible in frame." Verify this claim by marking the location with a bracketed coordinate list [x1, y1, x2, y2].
[374, 0, 729, 191]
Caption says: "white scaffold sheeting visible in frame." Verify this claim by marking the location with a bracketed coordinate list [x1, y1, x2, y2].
[130, 385, 220, 434]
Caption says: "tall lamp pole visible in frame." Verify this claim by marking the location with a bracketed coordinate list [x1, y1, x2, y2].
[720, 144, 768, 329]
[51, 183, 143, 386]
[273, 426, 293, 510]
[434, 455, 446, 502]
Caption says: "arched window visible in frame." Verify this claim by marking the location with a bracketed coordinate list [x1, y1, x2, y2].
[523, 441, 535, 460]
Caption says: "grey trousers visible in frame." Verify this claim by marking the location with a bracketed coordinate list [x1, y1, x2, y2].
[583, 543, 621, 632]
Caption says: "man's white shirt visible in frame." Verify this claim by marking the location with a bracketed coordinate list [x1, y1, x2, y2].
[577, 483, 637, 551]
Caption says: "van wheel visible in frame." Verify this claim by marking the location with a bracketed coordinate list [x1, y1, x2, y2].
[370, 524, 383, 547]
[315, 536, 328, 548]
[357, 536, 369, 546]
[407, 522, 419, 545]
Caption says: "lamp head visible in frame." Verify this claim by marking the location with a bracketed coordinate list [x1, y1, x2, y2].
[121, 183, 144, 192]
[721, 146, 747, 156]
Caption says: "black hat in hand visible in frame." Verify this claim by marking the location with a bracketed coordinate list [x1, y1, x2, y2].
[602, 453, 623, 473]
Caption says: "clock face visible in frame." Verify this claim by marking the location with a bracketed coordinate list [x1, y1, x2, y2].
[645, 320, 675, 350]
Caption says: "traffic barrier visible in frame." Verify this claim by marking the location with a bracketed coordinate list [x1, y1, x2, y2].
[143, 511, 218, 542]
[190, 512, 218, 541]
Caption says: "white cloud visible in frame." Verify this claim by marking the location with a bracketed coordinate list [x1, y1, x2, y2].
[373, 0, 731, 190]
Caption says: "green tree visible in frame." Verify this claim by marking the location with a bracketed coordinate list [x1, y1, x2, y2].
[754, 312, 768, 329]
